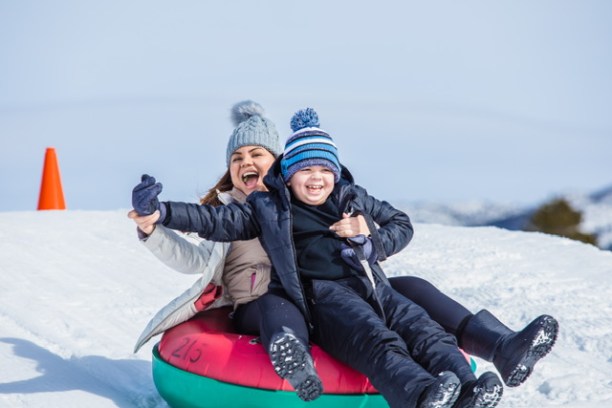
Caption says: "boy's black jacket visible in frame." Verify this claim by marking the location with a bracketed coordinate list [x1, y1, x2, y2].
[162, 156, 414, 323]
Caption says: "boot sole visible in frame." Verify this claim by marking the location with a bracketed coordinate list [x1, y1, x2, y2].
[269, 333, 323, 401]
[505, 315, 559, 387]
[472, 372, 504, 408]
[419, 372, 461, 408]
[454, 372, 503, 408]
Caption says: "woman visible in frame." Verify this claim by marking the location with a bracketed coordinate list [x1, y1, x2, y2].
[130, 101, 558, 396]
[131, 102, 324, 401]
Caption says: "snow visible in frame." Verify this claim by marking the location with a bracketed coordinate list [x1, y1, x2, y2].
[1, 210, 611, 407]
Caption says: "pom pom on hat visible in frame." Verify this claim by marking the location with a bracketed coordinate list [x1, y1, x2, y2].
[290, 107, 320, 132]
[226, 100, 282, 165]
[231, 100, 266, 127]
[281, 108, 341, 183]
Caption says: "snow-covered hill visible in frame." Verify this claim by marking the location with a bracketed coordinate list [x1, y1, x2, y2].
[0, 210, 611, 407]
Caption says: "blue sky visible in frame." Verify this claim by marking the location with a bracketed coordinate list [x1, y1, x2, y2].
[1, 1, 611, 211]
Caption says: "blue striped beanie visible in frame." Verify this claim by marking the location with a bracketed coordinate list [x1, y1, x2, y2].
[281, 108, 341, 183]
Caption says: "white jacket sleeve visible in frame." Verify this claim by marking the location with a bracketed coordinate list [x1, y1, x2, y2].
[143, 225, 219, 276]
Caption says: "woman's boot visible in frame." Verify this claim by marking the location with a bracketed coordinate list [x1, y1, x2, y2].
[459, 310, 559, 387]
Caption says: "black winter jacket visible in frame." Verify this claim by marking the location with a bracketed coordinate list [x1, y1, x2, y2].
[161, 158, 414, 324]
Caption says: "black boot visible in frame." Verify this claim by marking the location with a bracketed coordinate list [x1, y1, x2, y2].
[460, 310, 559, 387]
[418, 371, 461, 408]
[269, 331, 323, 401]
[453, 371, 503, 408]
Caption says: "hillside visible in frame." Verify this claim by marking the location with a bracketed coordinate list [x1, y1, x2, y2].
[0, 210, 611, 407]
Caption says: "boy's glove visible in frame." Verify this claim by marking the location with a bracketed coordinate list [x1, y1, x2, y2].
[132, 174, 163, 216]
[340, 234, 378, 271]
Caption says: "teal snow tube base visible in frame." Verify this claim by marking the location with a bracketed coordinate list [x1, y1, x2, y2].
[152, 345, 388, 408]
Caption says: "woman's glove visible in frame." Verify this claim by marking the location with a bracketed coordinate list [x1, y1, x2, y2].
[132, 174, 163, 216]
[340, 234, 378, 271]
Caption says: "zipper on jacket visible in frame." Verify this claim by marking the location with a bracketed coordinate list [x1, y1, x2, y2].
[338, 186, 386, 320]
[283, 184, 314, 328]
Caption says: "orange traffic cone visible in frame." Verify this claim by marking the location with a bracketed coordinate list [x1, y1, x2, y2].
[37, 147, 66, 210]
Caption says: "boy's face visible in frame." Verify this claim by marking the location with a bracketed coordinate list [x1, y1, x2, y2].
[287, 165, 335, 206]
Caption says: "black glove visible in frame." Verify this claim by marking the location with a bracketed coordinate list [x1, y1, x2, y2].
[340, 234, 378, 271]
[132, 174, 163, 216]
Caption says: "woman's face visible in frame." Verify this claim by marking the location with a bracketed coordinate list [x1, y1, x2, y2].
[229, 145, 276, 196]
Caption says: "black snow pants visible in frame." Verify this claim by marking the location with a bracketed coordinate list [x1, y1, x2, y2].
[309, 276, 475, 408]
[233, 288, 310, 351]
[389, 276, 473, 336]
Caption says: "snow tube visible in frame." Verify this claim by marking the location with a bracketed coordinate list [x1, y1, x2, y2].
[152, 307, 475, 408]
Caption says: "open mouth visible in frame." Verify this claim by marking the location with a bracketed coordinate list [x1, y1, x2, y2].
[241, 172, 259, 188]
[306, 185, 323, 192]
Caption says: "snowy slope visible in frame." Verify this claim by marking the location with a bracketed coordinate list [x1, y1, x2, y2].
[0, 210, 611, 407]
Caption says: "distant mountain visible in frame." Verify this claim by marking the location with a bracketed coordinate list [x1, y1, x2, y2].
[398, 200, 525, 227]
[570, 185, 612, 250]
[589, 184, 612, 204]
[400, 184, 612, 251]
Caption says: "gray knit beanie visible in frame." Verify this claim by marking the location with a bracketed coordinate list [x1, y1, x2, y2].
[226, 100, 283, 165]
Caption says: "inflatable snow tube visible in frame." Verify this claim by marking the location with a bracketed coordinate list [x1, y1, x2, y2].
[153, 307, 386, 408]
[152, 307, 476, 408]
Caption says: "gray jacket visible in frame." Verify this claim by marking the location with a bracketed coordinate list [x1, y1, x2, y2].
[133, 189, 271, 352]
[133, 224, 231, 352]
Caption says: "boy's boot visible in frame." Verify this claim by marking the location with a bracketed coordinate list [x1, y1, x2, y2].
[418, 371, 461, 408]
[453, 371, 503, 408]
[460, 310, 559, 387]
[269, 331, 323, 401]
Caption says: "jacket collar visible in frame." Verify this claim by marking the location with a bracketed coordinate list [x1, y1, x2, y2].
[217, 187, 248, 205]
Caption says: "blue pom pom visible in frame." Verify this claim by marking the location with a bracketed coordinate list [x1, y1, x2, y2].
[290, 108, 320, 132]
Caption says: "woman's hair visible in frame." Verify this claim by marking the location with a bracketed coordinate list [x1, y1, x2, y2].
[201, 100, 279, 206]
[200, 169, 233, 207]
[200, 146, 278, 206]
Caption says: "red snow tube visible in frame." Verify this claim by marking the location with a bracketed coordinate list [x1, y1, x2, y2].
[157, 307, 378, 394]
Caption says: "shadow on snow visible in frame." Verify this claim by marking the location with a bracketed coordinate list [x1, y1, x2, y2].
[0, 337, 166, 408]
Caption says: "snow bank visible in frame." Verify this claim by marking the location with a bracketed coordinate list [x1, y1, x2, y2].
[0, 211, 610, 407]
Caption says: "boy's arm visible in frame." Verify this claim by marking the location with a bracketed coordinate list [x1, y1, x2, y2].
[160, 201, 260, 242]
[357, 187, 414, 260]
